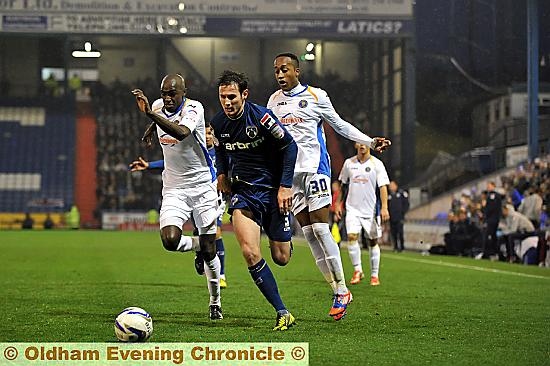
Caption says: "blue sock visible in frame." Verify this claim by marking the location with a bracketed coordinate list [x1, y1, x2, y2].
[215, 238, 225, 276]
[248, 258, 286, 312]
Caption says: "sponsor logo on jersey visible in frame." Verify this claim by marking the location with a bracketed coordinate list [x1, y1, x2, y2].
[260, 113, 285, 139]
[280, 116, 304, 125]
[245, 126, 258, 138]
[221, 133, 230, 137]
[298, 100, 308, 108]
[277, 101, 287, 106]
[224, 136, 265, 150]
[159, 134, 179, 146]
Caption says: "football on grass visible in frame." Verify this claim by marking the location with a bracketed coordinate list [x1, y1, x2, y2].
[114, 307, 153, 342]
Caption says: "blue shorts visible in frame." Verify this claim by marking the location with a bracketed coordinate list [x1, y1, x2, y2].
[228, 184, 292, 242]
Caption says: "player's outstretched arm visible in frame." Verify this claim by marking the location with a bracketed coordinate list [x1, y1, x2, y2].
[129, 157, 164, 171]
[317, 90, 392, 153]
[131, 89, 191, 141]
[128, 157, 149, 171]
[371, 137, 392, 153]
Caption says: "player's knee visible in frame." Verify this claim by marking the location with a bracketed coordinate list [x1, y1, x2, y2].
[272, 252, 290, 266]
[369, 239, 378, 247]
[348, 233, 359, 241]
[160, 227, 181, 252]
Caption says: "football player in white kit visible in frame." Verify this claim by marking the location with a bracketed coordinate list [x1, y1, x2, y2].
[130, 123, 229, 288]
[268, 53, 391, 320]
[131, 74, 222, 320]
[336, 143, 390, 286]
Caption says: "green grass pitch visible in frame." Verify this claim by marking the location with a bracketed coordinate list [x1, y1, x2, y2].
[0, 231, 549, 365]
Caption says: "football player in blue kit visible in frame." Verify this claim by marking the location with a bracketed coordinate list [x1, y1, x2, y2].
[211, 70, 298, 331]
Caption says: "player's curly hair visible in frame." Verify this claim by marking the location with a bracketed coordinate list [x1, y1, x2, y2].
[217, 70, 248, 94]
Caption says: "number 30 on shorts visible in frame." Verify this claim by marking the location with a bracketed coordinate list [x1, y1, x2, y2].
[310, 177, 328, 195]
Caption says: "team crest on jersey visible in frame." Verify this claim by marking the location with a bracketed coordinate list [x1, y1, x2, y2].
[231, 195, 239, 206]
[246, 126, 258, 138]
[298, 100, 308, 108]
[365, 167, 371, 172]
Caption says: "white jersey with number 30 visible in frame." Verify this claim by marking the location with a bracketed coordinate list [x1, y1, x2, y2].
[339, 155, 390, 218]
[268, 83, 374, 176]
[151, 98, 215, 189]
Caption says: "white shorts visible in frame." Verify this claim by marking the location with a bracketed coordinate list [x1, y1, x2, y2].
[160, 182, 218, 235]
[291, 172, 332, 215]
[345, 211, 382, 240]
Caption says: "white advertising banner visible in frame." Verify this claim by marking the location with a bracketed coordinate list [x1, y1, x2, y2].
[0, 0, 413, 17]
[101, 211, 148, 230]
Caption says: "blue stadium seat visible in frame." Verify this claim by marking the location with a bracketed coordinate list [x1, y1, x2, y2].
[0, 102, 75, 212]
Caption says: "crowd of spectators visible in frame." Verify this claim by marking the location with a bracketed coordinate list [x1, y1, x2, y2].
[93, 74, 369, 213]
[444, 156, 549, 264]
[94, 77, 163, 212]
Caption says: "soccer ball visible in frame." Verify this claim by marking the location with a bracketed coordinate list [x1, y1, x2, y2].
[114, 307, 153, 342]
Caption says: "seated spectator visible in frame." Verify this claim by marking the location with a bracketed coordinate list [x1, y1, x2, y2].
[43, 213, 54, 229]
[444, 209, 480, 256]
[499, 204, 536, 262]
[518, 187, 543, 229]
[22, 212, 34, 229]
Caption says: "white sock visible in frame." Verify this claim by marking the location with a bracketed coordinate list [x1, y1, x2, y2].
[312, 222, 348, 294]
[204, 256, 221, 306]
[347, 240, 363, 272]
[303, 225, 337, 293]
[369, 244, 380, 277]
[175, 235, 199, 252]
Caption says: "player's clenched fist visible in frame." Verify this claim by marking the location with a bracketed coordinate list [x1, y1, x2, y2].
[131, 89, 151, 114]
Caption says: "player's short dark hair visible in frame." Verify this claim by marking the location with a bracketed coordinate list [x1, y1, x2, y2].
[217, 70, 248, 93]
[275, 52, 300, 68]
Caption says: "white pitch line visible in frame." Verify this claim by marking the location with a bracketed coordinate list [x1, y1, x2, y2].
[385, 254, 550, 280]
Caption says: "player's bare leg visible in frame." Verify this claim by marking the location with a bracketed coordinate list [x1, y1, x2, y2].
[269, 240, 292, 266]
[232, 209, 295, 330]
